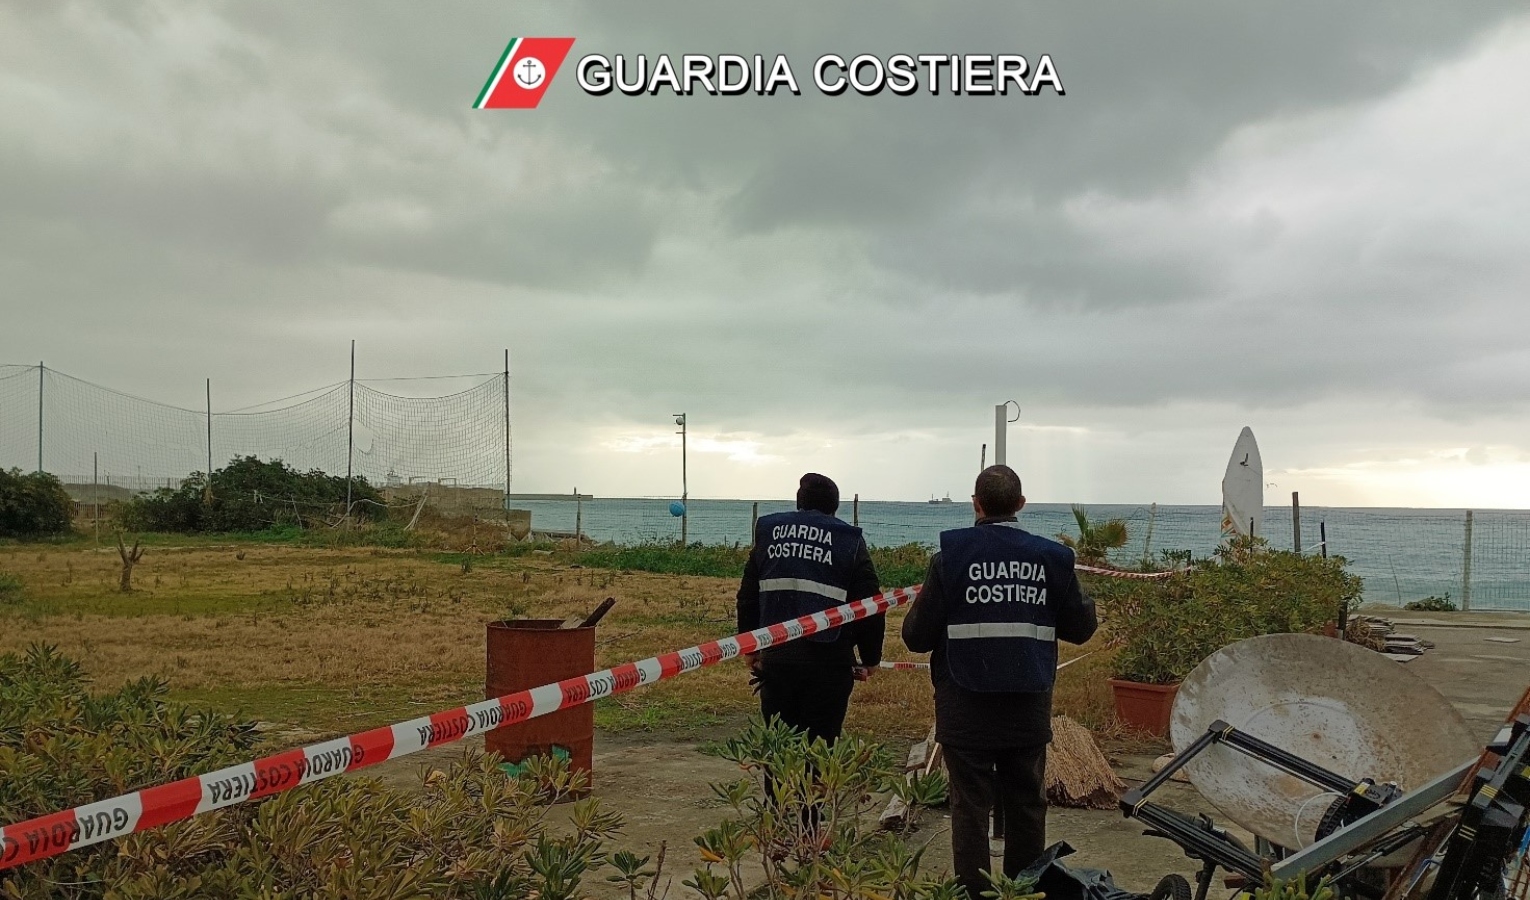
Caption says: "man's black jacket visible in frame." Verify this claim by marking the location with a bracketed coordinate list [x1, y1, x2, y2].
[736, 532, 884, 669]
[902, 515, 1098, 748]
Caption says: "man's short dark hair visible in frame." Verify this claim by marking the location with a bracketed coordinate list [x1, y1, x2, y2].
[796, 473, 840, 515]
[974, 465, 1023, 516]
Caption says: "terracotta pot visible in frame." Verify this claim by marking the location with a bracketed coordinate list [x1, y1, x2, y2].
[1322, 620, 1338, 638]
[1109, 678, 1180, 737]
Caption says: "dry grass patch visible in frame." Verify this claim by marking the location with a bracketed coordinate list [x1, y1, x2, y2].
[0, 541, 1125, 742]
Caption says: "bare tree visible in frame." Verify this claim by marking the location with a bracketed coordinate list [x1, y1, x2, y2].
[116, 534, 145, 593]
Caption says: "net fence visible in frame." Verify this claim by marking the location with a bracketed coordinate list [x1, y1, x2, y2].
[0, 364, 509, 500]
[4, 364, 1526, 610]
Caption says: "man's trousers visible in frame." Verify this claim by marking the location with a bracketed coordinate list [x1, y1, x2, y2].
[757, 661, 855, 744]
[942, 743, 1048, 898]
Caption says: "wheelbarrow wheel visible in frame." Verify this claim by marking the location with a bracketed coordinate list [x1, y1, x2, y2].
[1148, 873, 1192, 900]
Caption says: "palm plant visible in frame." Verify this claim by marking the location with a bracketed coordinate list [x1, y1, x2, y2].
[1058, 504, 1129, 565]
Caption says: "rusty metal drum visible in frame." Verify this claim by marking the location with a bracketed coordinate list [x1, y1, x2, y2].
[485, 619, 596, 792]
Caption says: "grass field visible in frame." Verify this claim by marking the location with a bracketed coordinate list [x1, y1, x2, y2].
[0, 533, 1117, 745]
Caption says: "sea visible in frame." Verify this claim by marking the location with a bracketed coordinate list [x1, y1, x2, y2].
[509, 497, 1530, 612]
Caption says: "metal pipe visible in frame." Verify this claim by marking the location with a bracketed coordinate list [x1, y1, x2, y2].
[345, 341, 355, 521]
[994, 404, 1006, 466]
[206, 378, 214, 499]
[514, 350, 520, 511]
[37, 361, 43, 473]
[1456, 514, 1468, 612]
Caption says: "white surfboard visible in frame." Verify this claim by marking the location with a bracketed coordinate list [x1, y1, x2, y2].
[1221, 427, 1263, 538]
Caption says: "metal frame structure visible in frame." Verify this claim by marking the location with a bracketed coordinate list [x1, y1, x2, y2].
[1123, 719, 1479, 900]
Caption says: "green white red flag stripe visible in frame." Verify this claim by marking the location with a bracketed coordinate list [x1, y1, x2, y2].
[473, 37, 576, 109]
[0, 585, 920, 871]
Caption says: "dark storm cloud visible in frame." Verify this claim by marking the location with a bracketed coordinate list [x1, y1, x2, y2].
[2, 1, 1528, 500]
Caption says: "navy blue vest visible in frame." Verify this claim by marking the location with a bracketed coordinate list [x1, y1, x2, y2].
[938, 522, 1072, 692]
[754, 510, 862, 643]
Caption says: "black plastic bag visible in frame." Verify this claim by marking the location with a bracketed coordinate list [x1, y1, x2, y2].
[1017, 842, 1143, 900]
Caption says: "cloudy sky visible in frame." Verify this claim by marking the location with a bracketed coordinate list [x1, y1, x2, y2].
[3, 2, 1529, 506]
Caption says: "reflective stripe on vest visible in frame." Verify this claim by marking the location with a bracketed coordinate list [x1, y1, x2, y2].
[757, 578, 847, 602]
[946, 622, 1057, 641]
[939, 521, 1071, 693]
[755, 509, 862, 644]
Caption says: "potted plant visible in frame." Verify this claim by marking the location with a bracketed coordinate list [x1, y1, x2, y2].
[1093, 538, 1364, 737]
[1102, 574, 1206, 736]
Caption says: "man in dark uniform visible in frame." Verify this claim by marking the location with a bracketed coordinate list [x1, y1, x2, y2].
[736, 473, 883, 744]
[902, 465, 1097, 898]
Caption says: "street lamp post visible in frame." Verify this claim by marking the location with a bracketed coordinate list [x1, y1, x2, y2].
[994, 401, 1020, 466]
[674, 413, 687, 546]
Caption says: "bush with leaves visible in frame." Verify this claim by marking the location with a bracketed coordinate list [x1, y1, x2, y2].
[117, 455, 386, 534]
[1245, 867, 1334, 900]
[0, 468, 74, 539]
[1097, 536, 1365, 684]
[1403, 593, 1456, 612]
[1057, 504, 1130, 566]
[0, 644, 259, 897]
[694, 717, 968, 899]
[0, 645, 627, 900]
[0, 572, 22, 605]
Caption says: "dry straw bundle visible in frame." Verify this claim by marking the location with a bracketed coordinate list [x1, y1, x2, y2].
[1045, 715, 1126, 809]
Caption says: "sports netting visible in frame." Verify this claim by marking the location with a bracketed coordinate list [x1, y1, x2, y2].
[0, 364, 508, 494]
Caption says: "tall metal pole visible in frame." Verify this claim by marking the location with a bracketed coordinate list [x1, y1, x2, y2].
[206, 378, 214, 501]
[1461, 510, 1473, 611]
[994, 404, 1005, 467]
[1291, 491, 1302, 553]
[503, 349, 512, 512]
[681, 417, 688, 546]
[345, 341, 355, 522]
[674, 413, 687, 546]
[93, 451, 99, 545]
[994, 401, 1019, 468]
[980, 443, 986, 472]
[37, 361, 44, 473]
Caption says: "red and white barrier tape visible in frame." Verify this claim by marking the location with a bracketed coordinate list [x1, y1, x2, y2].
[0, 586, 920, 871]
[1075, 563, 1179, 580]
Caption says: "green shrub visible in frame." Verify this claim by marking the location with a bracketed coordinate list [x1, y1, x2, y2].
[1098, 536, 1364, 684]
[0, 468, 74, 539]
[699, 717, 967, 899]
[0, 572, 21, 604]
[1248, 868, 1334, 900]
[869, 542, 933, 589]
[0, 645, 622, 899]
[0, 644, 259, 896]
[1057, 504, 1129, 565]
[575, 542, 750, 578]
[118, 456, 386, 534]
[1404, 593, 1456, 612]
